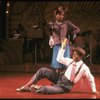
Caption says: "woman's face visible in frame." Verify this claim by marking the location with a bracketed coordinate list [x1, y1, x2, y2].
[55, 13, 64, 22]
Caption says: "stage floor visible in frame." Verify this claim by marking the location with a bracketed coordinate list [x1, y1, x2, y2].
[0, 72, 100, 99]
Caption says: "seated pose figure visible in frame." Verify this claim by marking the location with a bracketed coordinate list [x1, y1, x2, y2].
[16, 38, 100, 95]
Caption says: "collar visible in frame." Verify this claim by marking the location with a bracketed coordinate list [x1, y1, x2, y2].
[76, 60, 83, 66]
[56, 21, 62, 25]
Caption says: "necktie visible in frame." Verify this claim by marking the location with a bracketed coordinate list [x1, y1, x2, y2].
[70, 63, 76, 82]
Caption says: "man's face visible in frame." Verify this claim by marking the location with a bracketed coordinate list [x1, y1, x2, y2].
[72, 51, 80, 61]
[55, 13, 64, 22]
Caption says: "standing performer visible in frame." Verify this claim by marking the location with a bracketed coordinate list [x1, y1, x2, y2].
[48, 4, 80, 74]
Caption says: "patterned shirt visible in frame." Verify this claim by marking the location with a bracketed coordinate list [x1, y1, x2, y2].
[48, 20, 80, 45]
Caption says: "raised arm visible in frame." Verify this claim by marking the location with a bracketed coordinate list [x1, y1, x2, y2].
[57, 38, 73, 66]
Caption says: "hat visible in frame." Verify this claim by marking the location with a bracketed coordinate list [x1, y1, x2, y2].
[54, 4, 67, 15]
[55, 9, 64, 15]
[73, 47, 86, 56]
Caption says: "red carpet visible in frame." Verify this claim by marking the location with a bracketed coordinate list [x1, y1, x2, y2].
[0, 72, 100, 99]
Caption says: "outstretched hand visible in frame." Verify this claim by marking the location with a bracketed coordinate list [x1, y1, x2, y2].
[61, 38, 68, 49]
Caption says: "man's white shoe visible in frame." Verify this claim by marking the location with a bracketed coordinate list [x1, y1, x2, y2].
[16, 86, 31, 92]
